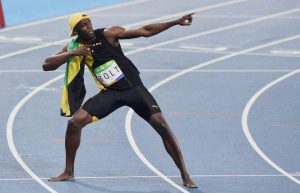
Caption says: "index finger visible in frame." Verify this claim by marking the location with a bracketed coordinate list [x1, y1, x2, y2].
[186, 12, 195, 17]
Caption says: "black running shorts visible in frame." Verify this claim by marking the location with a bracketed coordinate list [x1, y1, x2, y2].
[82, 84, 161, 121]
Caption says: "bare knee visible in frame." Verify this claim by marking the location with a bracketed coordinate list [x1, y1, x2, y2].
[67, 109, 92, 131]
[149, 113, 171, 135]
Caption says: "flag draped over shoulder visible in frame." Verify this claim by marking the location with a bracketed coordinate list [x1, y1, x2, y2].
[60, 37, 105, 117]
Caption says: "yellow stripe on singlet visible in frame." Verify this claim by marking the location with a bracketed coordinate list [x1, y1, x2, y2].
[85, 52, 106, 90]
[91, 116, 99, 122]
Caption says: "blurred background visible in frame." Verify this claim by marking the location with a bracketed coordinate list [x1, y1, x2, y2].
[0, 0, 125, 27]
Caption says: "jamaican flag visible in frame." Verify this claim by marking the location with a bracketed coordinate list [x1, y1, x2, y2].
[60, 37, 104, 117]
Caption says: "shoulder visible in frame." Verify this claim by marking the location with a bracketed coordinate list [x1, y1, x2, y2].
[104, 26, 125, 37]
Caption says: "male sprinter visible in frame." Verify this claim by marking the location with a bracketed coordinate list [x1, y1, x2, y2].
[43, 12, 197, 188]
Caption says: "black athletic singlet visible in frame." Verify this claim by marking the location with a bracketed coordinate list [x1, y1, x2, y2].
[90, 28, 142, 90]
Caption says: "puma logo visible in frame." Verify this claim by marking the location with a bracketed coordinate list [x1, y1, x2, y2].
[91, 42, 101, 53]
[95, 42, 101, 46]
[152, 105, 159, 109]
[92, 42, 102, 46]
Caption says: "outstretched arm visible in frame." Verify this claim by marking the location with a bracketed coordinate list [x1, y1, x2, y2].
[104, 13, 194, 42]
[42, 44, 91, 71]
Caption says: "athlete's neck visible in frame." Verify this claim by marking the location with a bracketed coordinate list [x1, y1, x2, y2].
[81, 36, 96, 45]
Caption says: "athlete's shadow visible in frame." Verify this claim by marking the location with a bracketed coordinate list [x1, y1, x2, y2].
[67, 180, 206, 193]
[68, 180, 170, 193]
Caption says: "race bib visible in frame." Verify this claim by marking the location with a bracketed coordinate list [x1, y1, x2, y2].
[93, 60, 125, 87]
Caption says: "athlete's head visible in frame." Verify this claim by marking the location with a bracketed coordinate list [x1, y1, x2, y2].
[69, 13, 96, 41]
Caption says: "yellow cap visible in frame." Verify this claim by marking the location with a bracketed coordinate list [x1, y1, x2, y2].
[69, 12, 90, 37]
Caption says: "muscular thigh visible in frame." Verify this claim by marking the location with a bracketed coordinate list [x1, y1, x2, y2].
[125, 84, 161, 121]
[82, 89, 121, 121]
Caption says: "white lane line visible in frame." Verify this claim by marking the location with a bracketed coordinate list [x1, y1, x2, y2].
[0, 39, 69, 60]
[125, 109, 188, 193]
[179, 45, 228, 51]
[139, 69, 294, 73]
[0, 0, 151, 32]
[7, 74, 64, 193]
[124, 0, 249, 28]
[71, 13, 300, 20]
[0, 69, 296, 73]
[242, 69, 300, 185]
[1, 174, 300, 181]
[15, 84, 59, 93]
[0, 70, 59, 73]
[0, 0, 248, 61]
[124, 7, 300, 55]
[6, 5, 299, 193]
[194, 14, 300, 20]
[125, 33, 300, 192]
[0, 36, 43, 43]
[271, 49, 300, 56]
[2, 5, 300, 61]
[0, 40, 49, 45]
[124, 46, 300, 58]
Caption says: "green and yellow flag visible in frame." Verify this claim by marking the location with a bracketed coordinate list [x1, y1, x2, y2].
[60, 37, 104, 117]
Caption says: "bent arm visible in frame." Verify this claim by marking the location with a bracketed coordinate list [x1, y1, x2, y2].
[43, 45, 70, 71]
[42, 44, 91, 71]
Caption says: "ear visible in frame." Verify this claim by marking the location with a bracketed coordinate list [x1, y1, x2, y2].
[74, 27, 79, 35]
